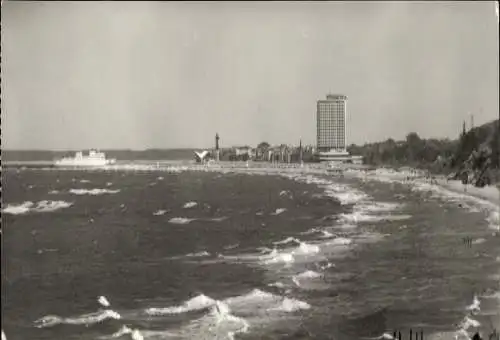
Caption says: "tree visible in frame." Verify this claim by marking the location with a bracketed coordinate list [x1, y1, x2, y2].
[257, 142, 270, 149]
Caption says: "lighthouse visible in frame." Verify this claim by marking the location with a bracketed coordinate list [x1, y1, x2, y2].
[215, 133, 220, 162]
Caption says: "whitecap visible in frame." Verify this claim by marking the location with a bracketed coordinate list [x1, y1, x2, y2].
[69, 188, 120, 195]
[271, 208, 287, 215]
[2, 200, 73, 215]
[186, 251, 211, 258]
[168, 217, 196, 225]
[261, 249, 295, 265]
[145, 294, 216, 315]
[153, 209, 168, 216]
[98, 296, 110, 307]
[326, 237, 353, 246]
[459, 316, 480, 330]
[272, 237, 301, 246]
[183, 201, 198, 209]
[292, 242, 320, 255]
[295, 270, 322, 279]
[269, 297, 311, 312]
[34, 309, 121, 328]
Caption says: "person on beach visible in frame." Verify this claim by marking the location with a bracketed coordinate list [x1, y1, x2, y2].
[461, 171, 469, 192]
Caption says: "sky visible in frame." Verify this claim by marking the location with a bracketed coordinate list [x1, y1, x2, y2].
[1, 1, 499, 150]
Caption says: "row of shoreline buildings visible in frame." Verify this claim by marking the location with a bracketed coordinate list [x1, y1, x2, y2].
[195, 93, 363, 164]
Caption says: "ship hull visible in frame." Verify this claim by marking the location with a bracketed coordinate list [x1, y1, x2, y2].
[53, 160, 116, 167]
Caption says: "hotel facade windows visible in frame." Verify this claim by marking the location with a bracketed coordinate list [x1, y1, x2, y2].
[316, 94, 347, 153]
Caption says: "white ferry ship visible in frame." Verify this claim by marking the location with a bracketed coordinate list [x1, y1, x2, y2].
[54, 150, 116, 167]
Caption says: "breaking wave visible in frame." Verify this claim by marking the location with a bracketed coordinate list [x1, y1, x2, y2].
[34, 309, 121, 328]
[69, 188, 120, 195]
[2, 200, 73, 215]
[183, 201, 198, 209]
[168, 217, 196, 224]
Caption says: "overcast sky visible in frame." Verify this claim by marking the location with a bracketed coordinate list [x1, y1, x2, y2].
[2, 1, 498, 150]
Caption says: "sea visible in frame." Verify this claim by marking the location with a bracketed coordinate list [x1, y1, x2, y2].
[2, 164, 499, 340]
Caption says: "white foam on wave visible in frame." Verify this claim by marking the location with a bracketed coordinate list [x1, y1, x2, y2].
[295, 270, 322, 279]
[340, 211, 411, 224]
[261, 249, 296, 265]
[48, 190, 59, 194]
[271, 208, 287, 215]
[69, 188, 120, 195]
[459, 315, 481, 330]
[487, 210, 500, 231]
[108, 326, 144, 340]
[80, 179, 91, 183]
[270, 297, 311, 312]
[205, 216, 229, 222]
[286, 173, 369, 205]
[325, 237, 353, 246]
[181, 301, 250, 340]
[146, 294, 216, 315]
[272, 237, 301, 246]
[98, 296, 111, 307]
[143, 288, 309, 339]
[466, 295, 481, 314]
[358, 202, 404, 212]
[2, 200, 73, 215]
[153, 209, 168, 216]
[168, 217, 196, 224]
[35, 295, 120, 329]
[279, 190, 292, 198]
[34, 309, 121, 328]
[224, 288, 310, 313]
[183, 201, 198, 209]
[186, 251, 211, 258]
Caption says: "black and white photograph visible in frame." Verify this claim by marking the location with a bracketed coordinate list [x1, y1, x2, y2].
[1, 1, 499, 339]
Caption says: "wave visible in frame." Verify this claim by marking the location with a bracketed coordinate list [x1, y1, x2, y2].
[146, 294, 216, 315]
[69, 188, 120, 195]
[279, 190, 292, 198]
[2, 200, 73, 215]
[143, 288, 309, 339]
[186, 251, 211, 257]
[183, 201, 198, 209]
[205, 216, 229, 222]
[487, 211, 500, 231]
[168, 217, 196, 224]
[98, 296, 111, 307]
[34, 309, 121, 328]
[295, 270, 322, 279]
[272, 237, 301, 246]
[153, 209, 168, 216]
[224, 288, 310, 313]
[358, 202, 404, 212]
[291, 174, 369, 205]
[108, 325, 144, 340]
[325, 237, 353, 246]
[340, 211, 412, 224]
[271, 208, 287, 215]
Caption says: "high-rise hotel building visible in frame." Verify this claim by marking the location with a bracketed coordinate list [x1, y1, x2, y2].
[316, 94, 347, 153]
